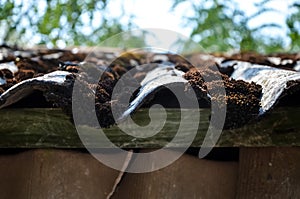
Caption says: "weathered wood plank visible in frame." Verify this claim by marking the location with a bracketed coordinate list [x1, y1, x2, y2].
[0, 108, 80, 147]
[112, 149, 238, 199]
[237, 147, 300, 199]
[0, 149, 123, 199]
[0, 107, 299, 147]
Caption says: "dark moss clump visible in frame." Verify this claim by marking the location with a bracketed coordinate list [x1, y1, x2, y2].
[184, 65, 262, 129]
[275, 80, 300, 106]
[94, 78, 117, 127]
[0, 69, 16, 91]
[0, 87, 4, 95]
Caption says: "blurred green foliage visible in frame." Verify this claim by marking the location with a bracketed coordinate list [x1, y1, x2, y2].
[171, 0, 298, 53]
[286, 3, 300, 52]
[0, 0, 144, 47]
[0, 0, 299, 53]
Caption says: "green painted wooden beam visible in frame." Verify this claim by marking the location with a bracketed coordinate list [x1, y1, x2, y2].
[0, 107, 299, 148]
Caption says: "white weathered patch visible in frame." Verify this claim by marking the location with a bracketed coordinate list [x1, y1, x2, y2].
[0, 71, 71, 108]
[219, 60, 238, 69]
[268, 57, 294, 66]
[294, 61, 300, 72]
[42, 52, 63, 59]
[152, 54, 168, 62]
[72, 48, 79, 54]
[0, 61, 18, 73]
[0, 77, 6, 85]
[121, 63, 187, 119]
[231, 61, 300, 114]
[198, 54, 224, 65]
[14, 51, 33, 58]
[34, 70, 70, 84]
[281, 59, 294, 65]
[267, 57, 281, 65]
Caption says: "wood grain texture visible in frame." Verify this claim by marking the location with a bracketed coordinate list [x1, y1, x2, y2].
[112, 149, 238, 199]
[0, 107, 300, 147]
[237, 147, 300, 199]
[0, 149, 122, 199]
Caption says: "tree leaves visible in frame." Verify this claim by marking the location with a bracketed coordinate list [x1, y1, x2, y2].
[0, 0, 132, 47]
[286, 3, 300, 51]
[171, 0, 296, 53]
